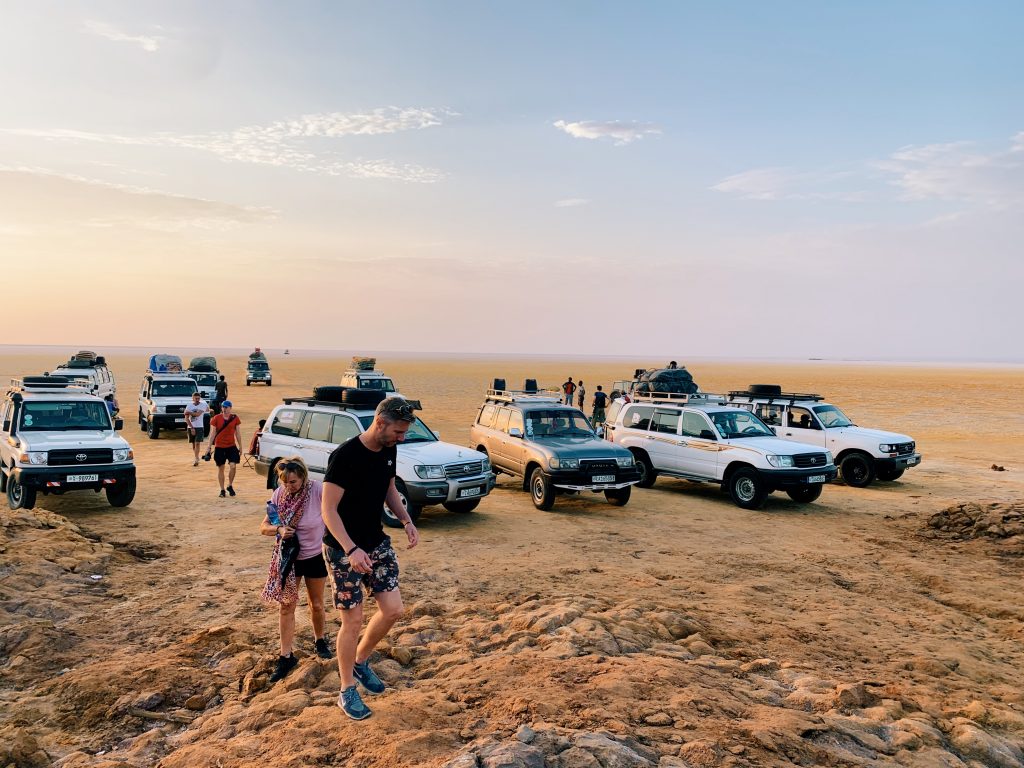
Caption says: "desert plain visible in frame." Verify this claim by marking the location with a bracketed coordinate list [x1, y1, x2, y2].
[0, 351, 1022, 768]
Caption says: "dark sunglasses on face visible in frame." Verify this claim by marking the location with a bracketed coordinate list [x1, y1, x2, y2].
[279, 461, 302, 472]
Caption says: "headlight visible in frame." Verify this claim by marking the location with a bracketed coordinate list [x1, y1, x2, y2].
[480, 456, 491, 472]
[154, 405, 165, 414]
[825, 451, 834, 465]
[113, 449, 131, 462]
[27, 451, 48, 465]
[616, 455, 633, 467]
[548, 457, 579, 469]
[879, 444, 893, 453]
[766, 455, 794, 468]
[414, 464, 445, 479]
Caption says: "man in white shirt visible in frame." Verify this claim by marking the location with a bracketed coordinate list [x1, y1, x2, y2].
[183, 391, 210, 467]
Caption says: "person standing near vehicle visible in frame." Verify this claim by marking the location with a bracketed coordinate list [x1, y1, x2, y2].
[577, 380, 586, 409]
[212, 375, 228, 415]
[592, 385, 609, 426]
[206, 401, 242, 497]
[562, 377, 576, 406]
[184, 391, 209, 467]
[321, 397, 419, 721]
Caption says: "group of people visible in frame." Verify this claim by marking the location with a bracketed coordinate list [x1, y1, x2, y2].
[561, 377, 610, 426]
[181, 377, 243, 497]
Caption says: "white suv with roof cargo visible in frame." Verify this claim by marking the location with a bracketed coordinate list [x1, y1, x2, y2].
[723, 385, 922, 487]
[604, 393, 837, 509]
[254, 390, 494, 527]
[48, 351, 116, 404]
[137, 372, 199, 439]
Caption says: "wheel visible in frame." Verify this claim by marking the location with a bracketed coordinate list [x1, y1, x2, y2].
[786, 484, 823, 503]
[840, 453, 875, 488]
[139, 410, 146, 432]
[443, 499, 480, 514]
[6, 477, 36, 510]
[203, 414, 211, 433]
[876, 466, 905, 482]
[146, 417, 160, 439]
[529, 467, 555, 511]
[747, 384, 783, 396]
[267, 380, 272, 387]
[342, 388, 386, 406]
[605, 486, 631, 506]
[382, 479, 421, 528]
[106, 476, 137, 507]
[727, 467, 768, 510]
[632, 451, 658, 488]
[246, 380, 251, 386]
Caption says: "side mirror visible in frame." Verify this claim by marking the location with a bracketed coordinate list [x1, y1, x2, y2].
[509, 427, 523, 438]
[699, 429, 716, 441]
[114, 418, 124, 431]
[595, 427, 605, 438]
[433, 430, 441, 439]
[771, 426, 778, 435]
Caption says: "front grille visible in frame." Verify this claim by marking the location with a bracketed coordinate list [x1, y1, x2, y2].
[49, 449, 113, 466]
[445, 461, 483, 479]
[793, 453, 828, 468]
[580, 459, 617, 473]
[895, 442, 915, 456]
[166, 405, 186, 415]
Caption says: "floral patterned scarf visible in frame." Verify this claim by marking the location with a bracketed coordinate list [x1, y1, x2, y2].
[260, 480, 312, 605]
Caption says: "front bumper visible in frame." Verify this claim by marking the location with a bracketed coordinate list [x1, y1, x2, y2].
[152, 413, 188, 429]
[761, 466, 838, 488]
[11, 464, 136, 492]
[876, 453, 922, 471]
[550, 466, 642, 491]
[405, 473, 496, 506]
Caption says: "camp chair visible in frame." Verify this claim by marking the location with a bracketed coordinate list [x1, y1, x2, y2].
[243, 419, 266, 468]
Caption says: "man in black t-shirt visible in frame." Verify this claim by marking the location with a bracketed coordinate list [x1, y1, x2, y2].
[592, 385, 609, 426]
[321, 397, 419, 721]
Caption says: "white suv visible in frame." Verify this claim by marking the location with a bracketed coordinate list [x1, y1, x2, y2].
[604, 393, 837, 509]
[0, 376, 136, 510]
[137, 372, 199, 439]
[723, 385, 922, 487]
[48, 352, 116, 404]
[254, 394, 494, 527]
[339, 359, 401, 398]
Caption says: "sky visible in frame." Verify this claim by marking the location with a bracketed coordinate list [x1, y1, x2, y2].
[1, 1, 1022, 361]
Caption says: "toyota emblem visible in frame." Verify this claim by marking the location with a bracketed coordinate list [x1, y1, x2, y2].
[76, 453, 88, 462]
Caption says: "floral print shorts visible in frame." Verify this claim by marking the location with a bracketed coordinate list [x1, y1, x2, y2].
[324, 537, 400, 610]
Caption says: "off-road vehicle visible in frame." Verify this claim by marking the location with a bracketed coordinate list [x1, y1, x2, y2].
[254, 388, 493, 527]
[339, 357, 401, 397]
[48, 350, 116, 404]
[185, 356, 220, 405]
[138, 361, 199, 439]
[0, 376, 136, 510]
[247, 349, 272, 386]
[470, 387, 640, 510]
[723, 385, 922, 487]
[604, 392, 836, 509]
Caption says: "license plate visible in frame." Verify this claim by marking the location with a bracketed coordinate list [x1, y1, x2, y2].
[458, 487, 482, 498]
[906, 457, 919, 466]
[175, 417, 185, 423]
[593, 474, 615, 483]
[806, 475, 826, 483]
[67, 474, 99, 483]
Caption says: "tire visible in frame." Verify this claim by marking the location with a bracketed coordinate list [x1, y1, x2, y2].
[529, 467, 555, 511]
[747, 384, 783, 396]
[382, 479, 421, 528]
[267, 460, 280, 491]
[6, 478, 36, 510]
[146, 418, 160, 439]
[605, 486, 631, 506]
[876, 466, 905, 482]
[786, 484, 823, 504]
[727, 467, 769, 510]
[106, 476, 137, 507]
[139, 410, 146, 432]
[203, 414, 211, 433]
[342, 388, 386, 407]
[267, 380, 272, 387]
[313, 385, 347, 403]
[443, 499, 480, 514]
[840, 452, 875, 488]
[632, 450, 657, 488]
[246, 380, 251, 386]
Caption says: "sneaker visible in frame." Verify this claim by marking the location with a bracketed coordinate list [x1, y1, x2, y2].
[314, 638, 333, 660]
[353, 659, 386, 694]
[193, 459, 199, 467]
[338, 685, 372, 720]
[219, 490, 226, 498]
[227, 485, 236, 497]
[268, 653, 297, 683]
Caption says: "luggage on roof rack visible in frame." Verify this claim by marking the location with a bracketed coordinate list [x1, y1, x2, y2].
[635, 367, 699, 396]
[148, 354, 183, 373]
[189, 356, 218, 372]
[73, 350, 97, 361]
[351, 356, 376, 371]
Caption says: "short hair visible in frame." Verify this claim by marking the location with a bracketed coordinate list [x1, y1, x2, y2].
[275, 456, 309, 485]
[375, 396, 416, 424]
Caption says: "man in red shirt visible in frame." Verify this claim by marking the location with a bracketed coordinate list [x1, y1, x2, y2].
[205, 400, 242, 497]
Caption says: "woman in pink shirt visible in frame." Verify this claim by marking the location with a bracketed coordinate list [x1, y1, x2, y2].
[260, 457, 330, 682]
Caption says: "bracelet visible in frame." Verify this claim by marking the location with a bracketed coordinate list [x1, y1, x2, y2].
[403, 520, 414, 528]
[345, 545, 360, 556]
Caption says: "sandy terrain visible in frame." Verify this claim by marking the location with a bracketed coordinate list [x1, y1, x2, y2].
[1, 352, 1022, 768]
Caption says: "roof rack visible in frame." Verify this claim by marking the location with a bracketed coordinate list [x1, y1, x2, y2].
[631, 392, 726, 405]
[282, 397, 358, 411]
[485, 388, 563, 404]
[726, 390, 824, 403]
[10, 375, 93, 391]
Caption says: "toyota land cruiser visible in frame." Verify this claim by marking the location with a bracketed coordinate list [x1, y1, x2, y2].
[138, 372, 199, 439]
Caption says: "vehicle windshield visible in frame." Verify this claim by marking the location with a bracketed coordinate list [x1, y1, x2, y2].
[249, 361, 269, 371]
[710, 410, 774, 439]
[355, 415, 436, 443]
[524, 409, 595, 438]
[152, 381, 198, 397]
[189, 373, 218, 387]
[813, 404, 853, 428]
[359, 378, 396, 392]
[20, 401, 111, 431]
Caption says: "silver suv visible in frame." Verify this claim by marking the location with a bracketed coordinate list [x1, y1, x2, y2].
[469, 388, 640, 510]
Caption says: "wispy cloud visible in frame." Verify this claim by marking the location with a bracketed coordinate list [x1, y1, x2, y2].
[711, 167, 864, 201]
[553, 120, 661, 145]
[554, 198, 590, 207]
[82, 20, 164, 52]
[4, 107, 454, 183]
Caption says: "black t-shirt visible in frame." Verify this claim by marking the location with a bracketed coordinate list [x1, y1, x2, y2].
[214, 380, 228, 399]
[322, 436, 396, 552]
[593, 391, 608, 408]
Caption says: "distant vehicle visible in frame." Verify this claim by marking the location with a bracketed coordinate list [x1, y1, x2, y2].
[48, 350, 116, 404]
[254, 388, 494, 527]
[723, 385, 922, 487]
[247, 349, 272, 386]
[0, 376, 136, 510]
[185, 356, 220, 404]
[138, 356, 199, 439]
[339, 357, 400, 397]
[469, 385, 640, 511]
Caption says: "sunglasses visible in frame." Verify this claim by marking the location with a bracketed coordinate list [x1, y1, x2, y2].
[382, 402, 415, 420]
[279, 461, 303, 472]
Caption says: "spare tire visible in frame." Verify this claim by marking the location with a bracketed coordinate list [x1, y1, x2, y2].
[747, 384, 783, 396]
[492, 378, 506, 391]
[523, 378, 538, 392]
[342, 389, 386, 407]
[313, 385, 347, 402]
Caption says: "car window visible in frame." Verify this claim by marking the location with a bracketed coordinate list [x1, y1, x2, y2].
[652, 410, 680, 434]
[303, 411, 333, 442]
[756, 404, 783, 426]
[271, 408, 306, 437]
[1, 402, 11, 432]
[494, 408, 512, 433]
[682, 412, 711, 438]
[509, 411, 524, 433]
[331, 414, 360, 444]
[605, 400, 623, 426]
[625, 405, 654, 431]
[478, 404, 496, 428]
[788, 406, 820, 430]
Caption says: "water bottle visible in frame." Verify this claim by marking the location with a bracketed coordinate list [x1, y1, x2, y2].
[266, 500, 281, 526]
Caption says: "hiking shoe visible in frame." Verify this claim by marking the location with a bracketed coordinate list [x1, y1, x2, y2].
[353, 659, 386, 694]
[227, 485, 236, 497]
[338, 685, 372, 720]
[314, 638, 333, 660]
[269, 653, 297, 683]
[219, 490, 226, 498]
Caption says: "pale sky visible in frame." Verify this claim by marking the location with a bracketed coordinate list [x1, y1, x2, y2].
[1, 1, 1021, 360]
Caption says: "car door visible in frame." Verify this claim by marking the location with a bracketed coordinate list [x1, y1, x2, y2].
[678, 410, 719, 478]
[782, 406, 826, 448]
[504, 409, 527, 476]
[490, 407, 513, 471]
[298, 410, 335, 474]
[263, 407, 307, 463]
[646, 408, 683, 472]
